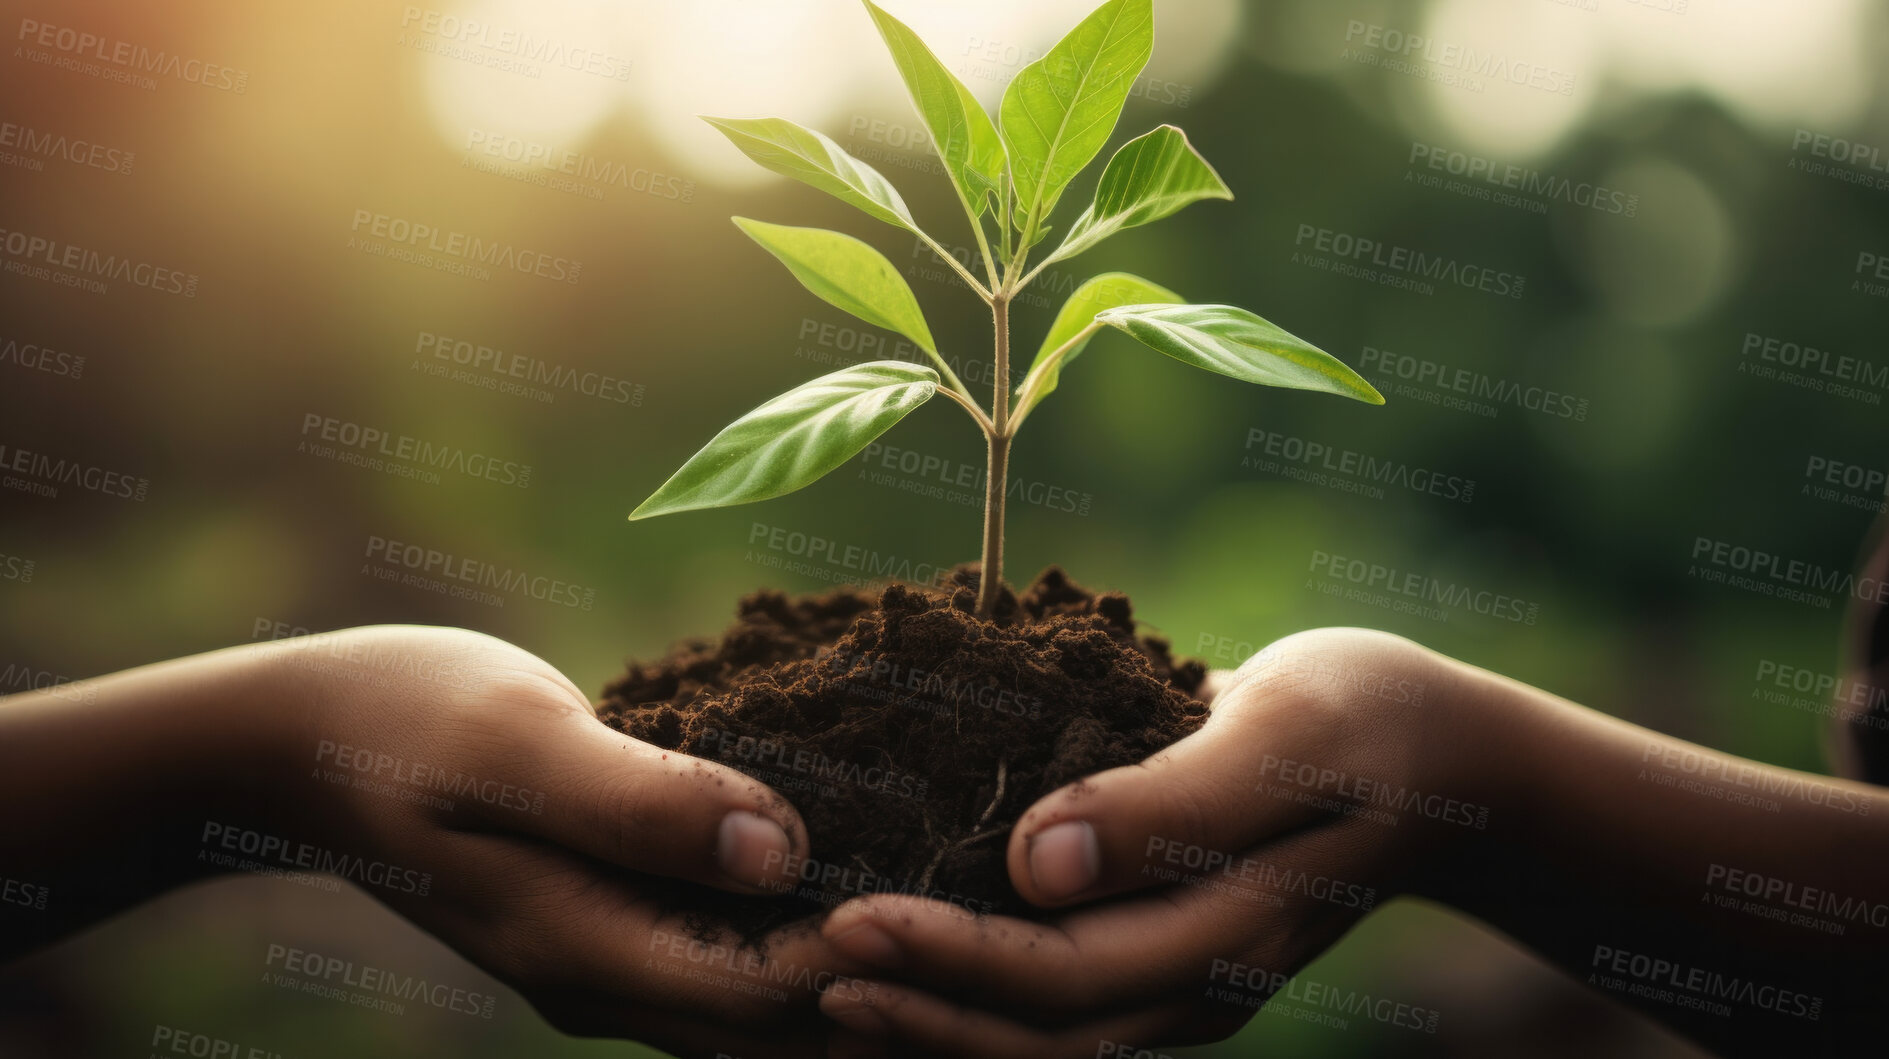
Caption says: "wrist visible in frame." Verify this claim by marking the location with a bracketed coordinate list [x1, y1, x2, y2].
[1241, 630, 1528, 902]
[195, 638, 329, 832]
[125, 639, 325, 878]
[229, 630, 409, 844]
[1395, 649, 1550, 909]
[0, 637, 317, 942]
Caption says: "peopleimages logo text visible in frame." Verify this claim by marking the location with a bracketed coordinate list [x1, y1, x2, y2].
[1343, 20, 1576, 95]
[1691, 537, 1889, 605]
[0, 441, 149, 500]
[0, 336, 84, 379]
[0, 226, 197, 296]
[1295, 225, 1525, 298]
[746, 521, 954, 590]
[363, 536, 596, 610]
[399, 7, 631, 80]
[1589, 944, 1823, 1021]
[349, 210, 581, 284]
[1741, 333, 1888, 389]
[1243, 427, 1475, 503]
[16, 18, 250, 92]
[1358, 346, 1589, 420]
[300, 414, 532, 487]
[463, 130, 692, 202]
[201, 821, 432, 895]
[1407, 142, 1637, 216]
[0, 119, 133, 174]
[265, 943, 497, 1018]
[1310, 550, 1541, 624]
[416, 332, 641, 404]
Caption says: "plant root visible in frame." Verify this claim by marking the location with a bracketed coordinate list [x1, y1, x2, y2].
[916, 757, 1009, 894]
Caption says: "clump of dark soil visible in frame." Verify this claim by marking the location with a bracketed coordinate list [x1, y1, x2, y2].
[596, 565, 1207, 944]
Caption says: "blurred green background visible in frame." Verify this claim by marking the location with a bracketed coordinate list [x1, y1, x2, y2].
[2, 0, 1885, 1055]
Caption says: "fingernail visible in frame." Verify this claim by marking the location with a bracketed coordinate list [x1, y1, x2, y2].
[717, 810, 791, 888]
[821, 988, 887, 1036]
[1028, 820, 1099, 900]
[830, 921, 903, 969]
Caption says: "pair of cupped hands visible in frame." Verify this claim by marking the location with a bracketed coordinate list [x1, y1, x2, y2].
[274, 624, 1477, 1059]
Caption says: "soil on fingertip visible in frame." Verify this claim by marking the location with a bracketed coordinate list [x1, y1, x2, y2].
[594, 565, 1208, 946]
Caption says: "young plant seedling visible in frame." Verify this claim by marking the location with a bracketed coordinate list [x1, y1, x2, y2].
[632, 0, 1384, 617]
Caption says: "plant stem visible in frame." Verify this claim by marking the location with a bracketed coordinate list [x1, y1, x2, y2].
[977, 433, 1010, 617]
[976, 295, 1011, 617]
[997, 182, 1014, 267]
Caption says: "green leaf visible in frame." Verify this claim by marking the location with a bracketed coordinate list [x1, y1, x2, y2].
[705, 116, 917, 232]
[1021, 271, 1179, 401]
[1000, 0, 1154, 240]
[631, 361, 938, 520]
[733, 217, 936, 354]
[1043, 125, 1229, 266]
[1095, 303, 1385, 404]
[861, 1, 1006, 218]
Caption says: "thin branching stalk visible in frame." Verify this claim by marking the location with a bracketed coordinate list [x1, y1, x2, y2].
[935, 383, 993, 432]
[957, 189, 1001, 293]
[1015, 254, 1057, 292]
[918, 344, 977, 405]
[916, 232, 992, 301]
[1009, 321, 1102, 432]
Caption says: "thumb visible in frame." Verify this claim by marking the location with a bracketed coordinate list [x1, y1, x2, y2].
[1005, 667, 1338, 908]
[515, 707, 811, 895]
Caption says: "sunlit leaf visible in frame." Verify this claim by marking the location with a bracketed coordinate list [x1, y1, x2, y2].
[631, 362, 938, 519]
[1044, 125, 1229, 266]
[733, 217, 937, 354]
[862, 1, 1006, 218]
[1000, 0, 1153, 240]
[1095, 303, 1385, 403]
[705, 116, 917, 232]
[1020, 271, 1180, 404]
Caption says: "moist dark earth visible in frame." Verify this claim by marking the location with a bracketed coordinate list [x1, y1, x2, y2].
[596, 565, 1208, 945]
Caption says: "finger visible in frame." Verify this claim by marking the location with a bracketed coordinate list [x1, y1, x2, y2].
[819, 979, 1243, 1059]
[824, 823, 1387, 1015]
[506, 707, 813, 893]
[626, 910, 867, 1028]
[1004, 667, 1344, 908]
[824, 891, 1207, 1014]
[416, 829, 863, 1029]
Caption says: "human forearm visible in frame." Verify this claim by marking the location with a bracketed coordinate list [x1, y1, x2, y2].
[1425, 660, 1889, 1054]
[0, 641, 303, 957]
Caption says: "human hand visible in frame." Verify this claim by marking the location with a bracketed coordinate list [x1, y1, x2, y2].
[813, 628, 1487, 1057]
[247, 625, 867, 1058]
